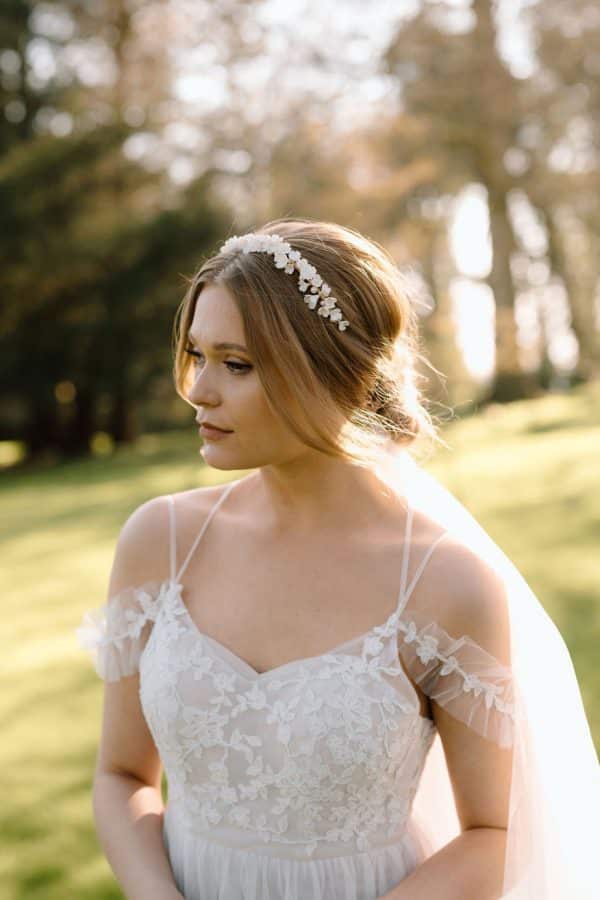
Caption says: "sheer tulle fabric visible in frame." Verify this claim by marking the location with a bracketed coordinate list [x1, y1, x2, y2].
[377, 446, 600, 899]
[395, 611, 515, 749]
[162, 807, 427, 900]
[76, 579, 167, 681]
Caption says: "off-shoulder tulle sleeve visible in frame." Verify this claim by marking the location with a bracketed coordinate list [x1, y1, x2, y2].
[396, 609, 515, 748]
[75, 579, 167, 682]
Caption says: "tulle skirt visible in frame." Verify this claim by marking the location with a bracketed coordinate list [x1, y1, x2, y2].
[163, 804, 427, 900]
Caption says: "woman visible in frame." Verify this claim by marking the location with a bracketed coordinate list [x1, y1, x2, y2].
[77, 219, 599, 899]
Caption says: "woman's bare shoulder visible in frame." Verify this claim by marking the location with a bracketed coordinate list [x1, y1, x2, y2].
[408, 512, 510, 664]
[170, 477, 246, 516]
[409, 506, 499, 585]
[108, 494, 173, 594]
[169, 476, 253, 532]
[109, 479, 248, 592]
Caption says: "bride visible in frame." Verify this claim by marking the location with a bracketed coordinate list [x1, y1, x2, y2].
[77, 218, 599, 899]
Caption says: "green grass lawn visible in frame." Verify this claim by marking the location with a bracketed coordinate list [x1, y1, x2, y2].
[2, 382, 599, 898]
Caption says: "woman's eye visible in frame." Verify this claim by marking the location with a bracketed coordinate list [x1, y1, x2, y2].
[184, 347, 251, 375]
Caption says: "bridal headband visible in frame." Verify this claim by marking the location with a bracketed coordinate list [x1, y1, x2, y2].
[218, 232, 351, 332]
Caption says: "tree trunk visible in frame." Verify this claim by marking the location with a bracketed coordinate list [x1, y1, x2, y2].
[23, 387, 61, 459]
[544, 208, 600, 382]
[61, 382, 97, 457]
[108, 375, 137, 444]
[486, 187, 540, 401]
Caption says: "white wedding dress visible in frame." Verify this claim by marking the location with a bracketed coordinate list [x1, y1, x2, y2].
[76, 477, 515, 900]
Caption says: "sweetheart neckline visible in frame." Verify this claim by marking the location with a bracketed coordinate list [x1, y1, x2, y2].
[165, 578, 403, 683]
[160, 580, 436, 732]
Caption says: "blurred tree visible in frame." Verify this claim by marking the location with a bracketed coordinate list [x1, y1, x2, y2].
[0, 0, 45, 150]
[524, 0, 600, 380]
[0, 1, 232, 461]
[381, 0, 542, 402]
[0, 125, 230, 458]
[5, 0, 600, 463]
[344, 113, 476, 408]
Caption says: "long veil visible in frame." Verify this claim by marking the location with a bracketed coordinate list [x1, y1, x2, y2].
[374, 442, 599, 898]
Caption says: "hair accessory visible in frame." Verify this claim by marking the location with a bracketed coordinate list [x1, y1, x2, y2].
[219, 232, 350, 332]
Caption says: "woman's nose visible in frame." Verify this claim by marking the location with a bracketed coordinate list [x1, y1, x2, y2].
[187, 369, 219, 407]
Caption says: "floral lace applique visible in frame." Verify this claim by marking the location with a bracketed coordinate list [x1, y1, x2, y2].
[76, 579, 169, 681]
[138, 586, 436, 857]
[78, 577, 516, 858]
[392, 612, 515, 748]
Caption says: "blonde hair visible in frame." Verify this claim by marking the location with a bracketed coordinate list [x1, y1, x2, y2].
[173, 217, 444, 469]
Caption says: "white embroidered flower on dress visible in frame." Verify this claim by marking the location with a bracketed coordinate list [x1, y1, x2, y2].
[363, 635, 384, 658]
[462, 673, 482, 694]
[415, 634, 439, 665]
[138, 588, 160, 616]
[265, 697, 300, 745]
[229, 806, 251, 827]
[483, 683, 503, 707]
[303, 689, 325, 715]
[402, 621, 418, 644]
[439, 654, 460, 675]
[191, 656, 214, 680]
[124, 608, 146, 640]
[221, 786, 238, 805]
[75, 610, 106, 648]
[212, 671, 238, 693]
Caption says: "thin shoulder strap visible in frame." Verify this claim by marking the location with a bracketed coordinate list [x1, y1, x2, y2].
[397, 503, 414, 608]
[394, 500, 450, 617]
[167, 494, 177, 582]
[172, 479, 239, 584]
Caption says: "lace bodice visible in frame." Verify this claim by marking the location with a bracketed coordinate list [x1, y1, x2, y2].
[76, 478, 515, 863]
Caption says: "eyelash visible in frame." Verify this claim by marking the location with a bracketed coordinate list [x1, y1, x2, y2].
[183, 346, 252, 375]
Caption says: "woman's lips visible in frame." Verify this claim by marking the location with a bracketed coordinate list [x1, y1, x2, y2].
[199, 424, 232, 440]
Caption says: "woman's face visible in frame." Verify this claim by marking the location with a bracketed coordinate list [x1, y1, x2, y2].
[186, 283, 306, 470]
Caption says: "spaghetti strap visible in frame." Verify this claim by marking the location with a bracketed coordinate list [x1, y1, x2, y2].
[394, 501, 450, 618]
[167, 494, 177, 583]
[396, 504, 414, 611]
[174, 479, 240, 584]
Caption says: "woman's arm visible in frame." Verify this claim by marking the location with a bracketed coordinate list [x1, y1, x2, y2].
[91, 498, 183, 899]
[381, 544, 514, 899]
[93, 770, 183, 900]
[379, 826, 507, 899]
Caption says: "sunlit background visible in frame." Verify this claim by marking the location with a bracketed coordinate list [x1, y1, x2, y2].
[2, 1, 599, 897]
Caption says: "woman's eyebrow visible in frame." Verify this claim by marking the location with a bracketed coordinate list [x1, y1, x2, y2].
[186, 332, 248, 352]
